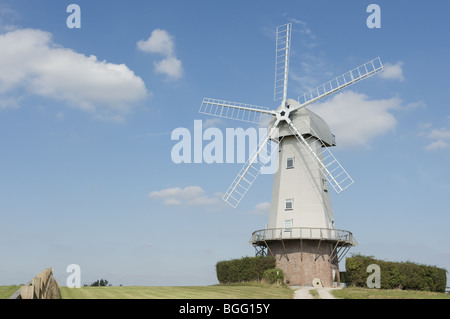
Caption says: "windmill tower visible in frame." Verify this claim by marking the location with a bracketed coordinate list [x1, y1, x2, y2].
[199, 23, 383, 287]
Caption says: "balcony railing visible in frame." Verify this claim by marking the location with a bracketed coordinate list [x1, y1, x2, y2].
[249, 227, 357, 246]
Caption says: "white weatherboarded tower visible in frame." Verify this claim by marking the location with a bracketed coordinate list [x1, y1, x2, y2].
[199, 23, 383, 287]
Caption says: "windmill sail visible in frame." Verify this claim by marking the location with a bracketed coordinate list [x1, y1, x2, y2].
[223, 129, 281, 208]
[274, 23, 292, 102]
[199, 98, 274, 125]
[286, 118, 354, 193]
[294, 57, 384, 111]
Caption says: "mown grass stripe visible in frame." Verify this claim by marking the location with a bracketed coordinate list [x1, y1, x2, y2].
[59, 283, 294, 299]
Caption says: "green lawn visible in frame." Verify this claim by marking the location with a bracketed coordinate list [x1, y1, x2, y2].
[4, 284, 449, 299]
[331, 287, 450, 299]
[0, 286, 20, 299]
[60, 283, 294, 299]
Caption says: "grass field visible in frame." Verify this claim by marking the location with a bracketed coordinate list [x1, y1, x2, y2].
[331, 287, 450, 299]
[2, 284, 449, 299]
[59, 283, 294, 299]
[0, 286, 20, 299]
[59, 285, 450, 299]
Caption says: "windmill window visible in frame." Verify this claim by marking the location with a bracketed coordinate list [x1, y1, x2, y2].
[285, 198, 293, 210]
[286, 157, 294, 169]
[284, 219, 293, 232]
[322, 179, 329, 193]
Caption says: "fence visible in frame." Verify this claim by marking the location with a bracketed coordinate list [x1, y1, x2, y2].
[250, 227, 357, 245]
[9, 267, 61, 299]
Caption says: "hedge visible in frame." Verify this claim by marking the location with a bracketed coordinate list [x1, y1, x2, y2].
[345, 254, 447, 292]
[262, 268, 285, 285]
[216, 256, 276, 283]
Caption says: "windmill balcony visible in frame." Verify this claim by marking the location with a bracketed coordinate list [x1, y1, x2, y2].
[249, 227, 357, 246]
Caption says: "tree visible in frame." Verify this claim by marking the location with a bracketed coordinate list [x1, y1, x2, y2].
[90, 279, 109, 287]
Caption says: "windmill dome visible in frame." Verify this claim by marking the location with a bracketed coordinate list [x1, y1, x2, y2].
[270, 99, 336, 147]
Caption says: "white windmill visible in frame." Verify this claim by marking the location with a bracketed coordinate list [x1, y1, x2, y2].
[199, 23, 383, 287]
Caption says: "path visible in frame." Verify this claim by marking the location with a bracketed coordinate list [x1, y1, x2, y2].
[292, 286, 340, 299]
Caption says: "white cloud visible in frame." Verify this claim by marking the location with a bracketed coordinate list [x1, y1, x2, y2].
[311, 91, 400, 149]
[418, 122, 432, 131]
[290, 52, 329, 94]
[428, 128, 450, 140]
[425, 140, 449, 151]
[0, 4, 20, 32]
[203, 118, 223, 129]
[379, 61, 405, 81]
[137, 29, 183, 80]
[0, 28, 148, 119]
[148, 186, 222, 207]
[422, 126, 450, 151]
[289, 18, 317, 49]
[250, 202, 270, 215]
[404, 100, 427, 111]
[154, 56, 183, 80]
[137, 29, 174, 56]
[0, 96, 21, 110]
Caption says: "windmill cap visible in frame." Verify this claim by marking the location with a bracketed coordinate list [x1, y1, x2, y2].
[270, 102, 336, 147]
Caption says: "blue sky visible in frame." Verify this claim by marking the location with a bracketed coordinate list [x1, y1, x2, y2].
[0, 0, 449, 287]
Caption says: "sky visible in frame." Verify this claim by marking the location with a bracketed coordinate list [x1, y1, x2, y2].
[0, 0, 449, 287]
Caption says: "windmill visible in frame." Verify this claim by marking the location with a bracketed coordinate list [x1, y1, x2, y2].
[199, 23, 383, 287]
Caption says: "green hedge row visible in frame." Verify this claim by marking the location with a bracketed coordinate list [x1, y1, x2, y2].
[216, 256, 277, 283]
[345, 255, 447, 292]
